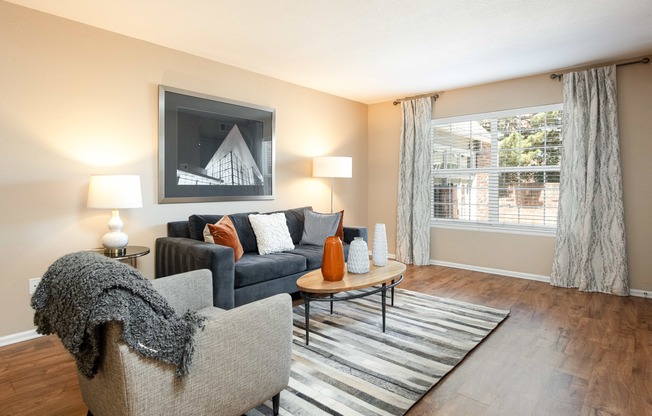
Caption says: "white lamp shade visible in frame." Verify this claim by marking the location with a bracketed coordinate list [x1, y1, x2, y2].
[88, 175, 143, 209]
[312, 157, 352, 178]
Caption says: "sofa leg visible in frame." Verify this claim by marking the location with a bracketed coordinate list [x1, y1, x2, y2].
[272, 392, 280, 416]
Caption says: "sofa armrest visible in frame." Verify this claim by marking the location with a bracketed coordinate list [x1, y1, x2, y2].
[149, 269, 213, 314]
[79, 294, 293, 416]
[343, 226, 368, 244]
[155, 237, 236, 309]
[167, 221, 191, 238]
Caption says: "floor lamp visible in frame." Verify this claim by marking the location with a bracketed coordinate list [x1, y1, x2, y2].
[312, 156, 352, 213]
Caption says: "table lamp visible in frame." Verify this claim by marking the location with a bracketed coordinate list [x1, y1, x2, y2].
[312, 156, 352, 213]
[87, 175, 142, 255]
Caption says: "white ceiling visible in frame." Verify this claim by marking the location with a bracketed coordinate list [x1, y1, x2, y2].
[7, 0, 652, 104]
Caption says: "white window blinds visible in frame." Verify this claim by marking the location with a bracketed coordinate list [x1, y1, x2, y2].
[431, 104, 562, 233]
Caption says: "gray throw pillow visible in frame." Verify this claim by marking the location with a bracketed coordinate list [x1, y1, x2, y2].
[300, 210, 342, 246]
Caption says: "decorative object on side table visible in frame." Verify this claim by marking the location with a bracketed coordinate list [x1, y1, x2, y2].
[372, 223, 388, 267]
[87, 175, 142, 256]
[347, 237, 370, 274]
[321, 236, 345, 281]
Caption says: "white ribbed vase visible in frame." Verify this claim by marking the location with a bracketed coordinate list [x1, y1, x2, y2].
[347, 237, 370, 274]
[372, 223, 388, 267]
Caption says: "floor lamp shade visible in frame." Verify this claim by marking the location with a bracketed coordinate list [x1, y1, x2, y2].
[88, 175, 142, 254]
[312, 157, 352, 179]
[312, 157, 352, 213]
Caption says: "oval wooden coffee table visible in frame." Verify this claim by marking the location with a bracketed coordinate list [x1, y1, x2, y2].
[296, 260, 406, 345]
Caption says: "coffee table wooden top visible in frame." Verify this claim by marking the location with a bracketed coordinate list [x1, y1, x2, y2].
[297, 260, 406, 294]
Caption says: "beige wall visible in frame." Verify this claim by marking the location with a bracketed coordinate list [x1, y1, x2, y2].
[0, 2, 368, 338]
[618, 63, 652, 293]
[367, 101, 401, 251]
[369, 67, 652, 291]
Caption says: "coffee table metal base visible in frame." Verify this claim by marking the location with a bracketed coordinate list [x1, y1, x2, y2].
[300, 275, 403, 345]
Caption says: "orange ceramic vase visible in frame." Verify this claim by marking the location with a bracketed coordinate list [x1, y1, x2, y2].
[321, 236, 345, 281]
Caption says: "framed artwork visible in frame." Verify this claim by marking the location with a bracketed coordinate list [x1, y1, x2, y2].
[158, 85, 275, 203]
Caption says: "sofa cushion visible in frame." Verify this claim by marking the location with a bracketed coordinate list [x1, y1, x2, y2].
[189, 212, 259, 252]
[167, 221, 191, 239]
[300, 210, 341, 246]
[207, 215, 244, 262]
[286, 245, 324, 270]
[234, 252, 307, 288]
[249, 213, 295, 255]
[289, 243, 351, 270]
[267, 206, 311, 244]
[188, 214, 222, 241]
[229, 212, 259, 253]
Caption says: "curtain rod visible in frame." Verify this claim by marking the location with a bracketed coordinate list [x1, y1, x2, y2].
[393, 92, 442, 106]
[550, 57, 650, 80]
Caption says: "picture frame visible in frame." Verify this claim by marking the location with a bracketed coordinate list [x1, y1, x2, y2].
[158, 85, 275, 203]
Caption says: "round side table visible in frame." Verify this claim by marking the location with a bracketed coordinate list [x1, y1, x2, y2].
[88, 245, 150, 268]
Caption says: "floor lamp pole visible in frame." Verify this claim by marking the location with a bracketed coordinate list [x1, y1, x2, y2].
[330, 176, 334, 214]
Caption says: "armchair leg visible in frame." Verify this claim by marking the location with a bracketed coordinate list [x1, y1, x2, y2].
[272, 392, 280, 416]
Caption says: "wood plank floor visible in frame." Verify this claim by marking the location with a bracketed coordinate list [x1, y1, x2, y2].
[1, 265, 651, 415]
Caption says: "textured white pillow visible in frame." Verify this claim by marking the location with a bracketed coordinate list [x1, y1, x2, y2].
[248, 213, 295, 255]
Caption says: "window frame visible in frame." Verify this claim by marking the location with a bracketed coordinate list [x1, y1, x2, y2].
[430, 104, 563, 236]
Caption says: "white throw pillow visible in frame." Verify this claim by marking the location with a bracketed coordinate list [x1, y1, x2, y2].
[203, 222, 217, 243]
[248, 213, 295, 255]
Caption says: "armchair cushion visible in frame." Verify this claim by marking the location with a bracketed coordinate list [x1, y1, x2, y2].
[150, 269, 214, 314]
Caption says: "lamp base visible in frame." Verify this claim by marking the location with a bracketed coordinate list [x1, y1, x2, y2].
[103, 247, 127, 257]
[100, 209, 128, 254]
[101, 230, 128, 248]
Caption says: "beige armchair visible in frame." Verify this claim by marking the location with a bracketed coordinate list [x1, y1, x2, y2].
[78, 269, 293, 416]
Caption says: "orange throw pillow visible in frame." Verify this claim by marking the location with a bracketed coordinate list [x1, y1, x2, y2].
[335, 210, 344, 241]
[207, 215, 244, 262]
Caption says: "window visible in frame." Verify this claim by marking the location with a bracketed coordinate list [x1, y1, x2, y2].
[431, 104, 562, 233]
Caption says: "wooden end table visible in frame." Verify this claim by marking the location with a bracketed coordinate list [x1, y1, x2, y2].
[296, 260, 406, 345]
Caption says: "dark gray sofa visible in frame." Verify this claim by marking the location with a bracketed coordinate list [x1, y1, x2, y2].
[155, 206, 367, 309]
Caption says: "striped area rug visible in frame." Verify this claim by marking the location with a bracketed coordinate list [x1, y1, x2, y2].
[246, 288, 509, 416]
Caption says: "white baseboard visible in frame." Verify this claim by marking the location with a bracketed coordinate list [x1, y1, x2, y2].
[429, 259, 649, 298]
[429, 259, 551, 282]
[630, 288, 649, 298]
[0, 329, 41, 347]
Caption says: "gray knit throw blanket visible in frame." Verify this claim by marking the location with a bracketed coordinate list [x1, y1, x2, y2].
[31, 251, 205, 379]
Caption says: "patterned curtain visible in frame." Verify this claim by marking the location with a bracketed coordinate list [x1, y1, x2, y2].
[396, 97, 432, 265]
[551, 65, 629, 295]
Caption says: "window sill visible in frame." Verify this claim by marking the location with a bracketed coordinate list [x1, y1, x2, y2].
[430, 220, 557, 237]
